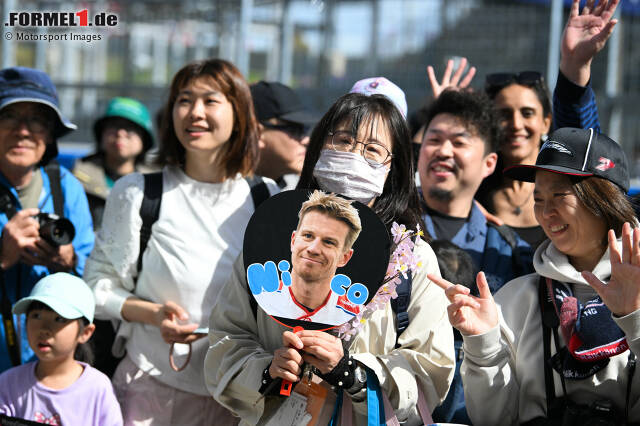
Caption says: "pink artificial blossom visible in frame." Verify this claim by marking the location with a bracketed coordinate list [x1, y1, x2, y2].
[338, 222, 423, 340]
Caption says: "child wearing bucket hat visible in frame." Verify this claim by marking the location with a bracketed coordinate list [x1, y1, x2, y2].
[0, 273, 122, 425]
[73, 97, 156, 230]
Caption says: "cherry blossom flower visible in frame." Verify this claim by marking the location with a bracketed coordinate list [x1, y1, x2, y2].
[339, 222, 423, 340]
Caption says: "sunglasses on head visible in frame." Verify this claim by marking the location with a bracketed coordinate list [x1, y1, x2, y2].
[484, 71, 544, 94]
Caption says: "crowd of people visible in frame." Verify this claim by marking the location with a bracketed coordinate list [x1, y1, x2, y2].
[0, 0, 638, 425]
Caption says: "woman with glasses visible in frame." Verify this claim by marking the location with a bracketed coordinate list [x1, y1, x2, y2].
[206, 93, 455, 425]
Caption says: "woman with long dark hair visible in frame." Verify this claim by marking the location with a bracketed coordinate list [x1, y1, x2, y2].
[298, 93, 424, 231]
[206, 93, 455, 425]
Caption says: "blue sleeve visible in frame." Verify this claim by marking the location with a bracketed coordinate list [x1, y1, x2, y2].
[59, 167, 95, 276]
[552, 70, 601, 133]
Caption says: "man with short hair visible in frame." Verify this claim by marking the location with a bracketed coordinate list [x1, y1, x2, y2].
[416, 89, 533, 424]
[251, 81, 315, 190]
[0, 67, 94, 372]
[417, 89, 532, 291]
[254, 190, 362, 324]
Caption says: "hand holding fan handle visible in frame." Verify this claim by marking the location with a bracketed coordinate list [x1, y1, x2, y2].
[280, 325, 304, 396]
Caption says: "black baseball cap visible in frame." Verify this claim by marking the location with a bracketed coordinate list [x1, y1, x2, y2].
[504, 127, 629, 193]
[250, 81, 316, 125]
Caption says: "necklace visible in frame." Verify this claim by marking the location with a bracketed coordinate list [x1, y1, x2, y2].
[503, 187, 534, 215]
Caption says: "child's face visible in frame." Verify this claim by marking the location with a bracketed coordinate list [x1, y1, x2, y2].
[26, 308, 87, 363]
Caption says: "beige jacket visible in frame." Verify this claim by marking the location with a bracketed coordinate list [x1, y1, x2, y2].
[205, 238, 455, 425]
[462, 239, 640, 426]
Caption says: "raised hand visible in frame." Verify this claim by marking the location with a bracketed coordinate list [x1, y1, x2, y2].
[427, 57, 476, 99]
[428, 271, 499, 336]
[560, 0, 619, 86]
[582, 222, 640, 317]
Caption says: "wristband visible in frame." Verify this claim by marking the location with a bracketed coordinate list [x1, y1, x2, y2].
[318, 350, 356, 389]
[258, 362, 277, 395]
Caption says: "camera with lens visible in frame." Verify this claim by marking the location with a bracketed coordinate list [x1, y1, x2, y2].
[35, 213, 75, 247]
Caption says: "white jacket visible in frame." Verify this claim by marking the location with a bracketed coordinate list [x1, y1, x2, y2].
[461, 239, 640, 425]
[205, 238, 455, 425]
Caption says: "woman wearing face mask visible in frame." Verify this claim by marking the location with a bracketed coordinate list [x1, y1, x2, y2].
[84, 59, 278, 425]
[431, 127, 640, 425]
[205, 93, 455, 425]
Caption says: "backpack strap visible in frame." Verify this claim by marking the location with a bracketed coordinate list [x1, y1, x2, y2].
[626, 351, 637, 422]
[489, 222, 517, 248]
[137, 172, 163, 278]
[538, 275, 557, 417]
[488, 222, 528, 277]
[244, 175, 270, 320]
[2, 166, 62, 367]
[539, 276, 571, 420]
[391, 272, 412, 348]
[0, 278, 19, 366]
[44, 162, 64, 217]
[0, 185, 20, 366]
[244, 175, 270, 209]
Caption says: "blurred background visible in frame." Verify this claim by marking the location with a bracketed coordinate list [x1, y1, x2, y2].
[2, 0, 639, 180]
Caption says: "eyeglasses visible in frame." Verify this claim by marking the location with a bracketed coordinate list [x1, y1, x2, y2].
[484, 71, 544, 95]
[261, 122, 309, 141]
[0, 110, 53, 135]
[327, 130, 393, 167]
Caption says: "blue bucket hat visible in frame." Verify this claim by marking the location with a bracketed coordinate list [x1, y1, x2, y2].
[0, 67, 77, 164]
[12, 272, 95, 323]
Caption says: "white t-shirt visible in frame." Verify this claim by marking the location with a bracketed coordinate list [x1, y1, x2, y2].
[84, 166, 279, 395]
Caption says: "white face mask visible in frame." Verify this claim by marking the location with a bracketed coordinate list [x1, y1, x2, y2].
[312, 149, 389, 204]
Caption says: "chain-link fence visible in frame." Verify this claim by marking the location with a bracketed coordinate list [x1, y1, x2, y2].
[2, 0, 639, 178]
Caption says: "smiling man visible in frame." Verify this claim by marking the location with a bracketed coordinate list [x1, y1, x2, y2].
[0, 67, 94, 373]
[255, 190, 362, 325]
[415, 89, 533, 424]
[416, 89, 532, 292]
